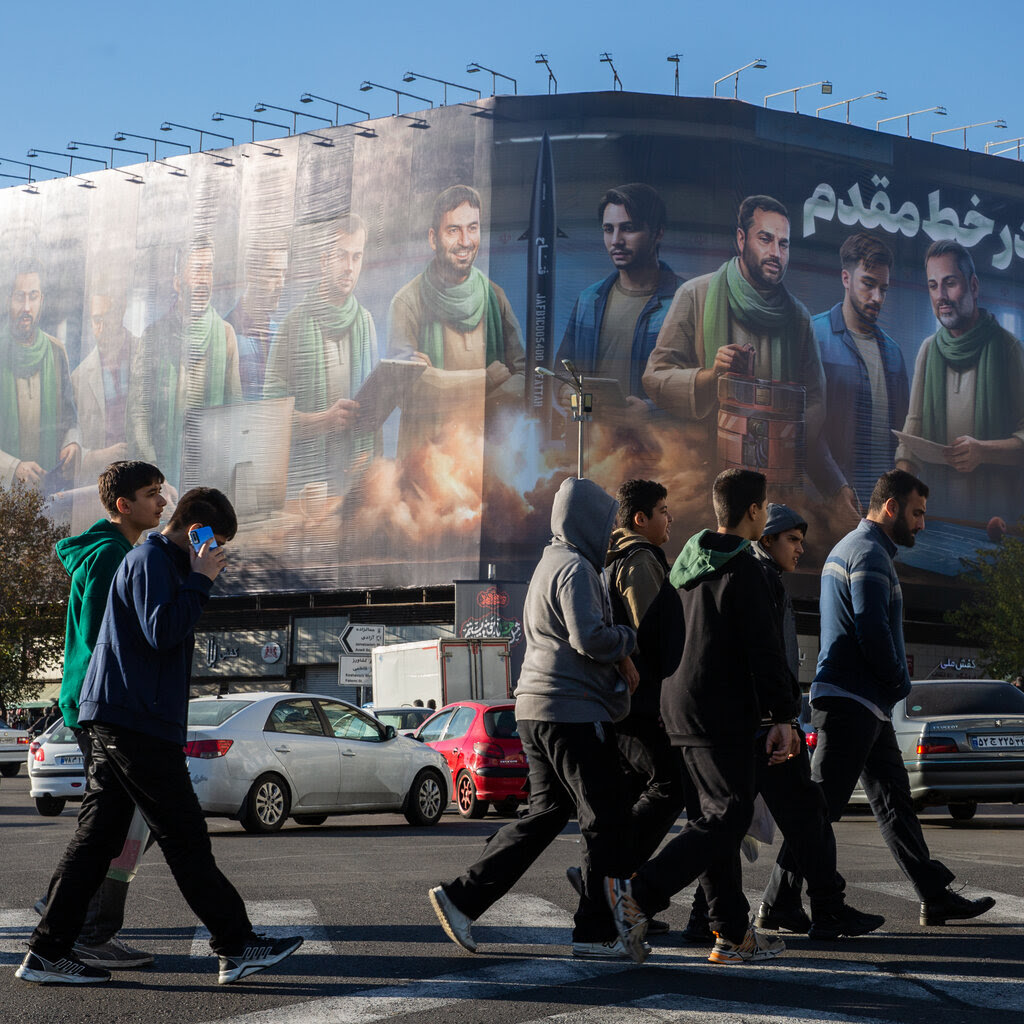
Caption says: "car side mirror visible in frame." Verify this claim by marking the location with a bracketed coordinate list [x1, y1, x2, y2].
[384, 725, 397, 740]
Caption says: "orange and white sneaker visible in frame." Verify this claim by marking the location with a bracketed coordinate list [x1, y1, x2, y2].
[708, 926, 785, 964]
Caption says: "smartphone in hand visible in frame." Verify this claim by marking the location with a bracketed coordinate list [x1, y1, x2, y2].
[188, 526, 218, 554]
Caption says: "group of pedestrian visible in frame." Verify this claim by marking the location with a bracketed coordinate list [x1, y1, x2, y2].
[16, 460, 302, 986]
[430, 468, 995, 965]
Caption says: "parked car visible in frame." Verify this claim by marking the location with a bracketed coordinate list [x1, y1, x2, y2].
[800, 680, 1024, 820]
[414, 699, 528, 818]
[185, 692, 450, 834]
[27, 721, 87, 815]
[370, 706, 434, 737]
[0, 718, 32, 777]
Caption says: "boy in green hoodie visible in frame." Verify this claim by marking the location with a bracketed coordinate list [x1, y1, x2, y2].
[47, 460, 167, 968]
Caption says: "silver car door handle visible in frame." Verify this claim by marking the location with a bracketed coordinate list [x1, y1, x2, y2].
[341, 749, 357, 756]
[274, 745, 291, 753]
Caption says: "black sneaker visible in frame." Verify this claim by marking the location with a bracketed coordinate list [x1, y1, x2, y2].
[920, 887, 996, 926]
[15, 950, 111, 985]
[754, 901, 811, 934]
[808, 904, 885, 939]
[680, 912, 714, 944]
[217, 934, 303, 985]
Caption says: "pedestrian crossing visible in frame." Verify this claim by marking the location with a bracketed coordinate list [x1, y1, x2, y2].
[3, 886, 1020, 1024]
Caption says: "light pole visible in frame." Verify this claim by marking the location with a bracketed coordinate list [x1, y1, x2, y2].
[713, 58, 767, 99]
[764, 80, 832, 112]
[211, 111, 290, 143]
[877, 106, 947, 138]
[112, 131, 191, 160]
[667, 54, 682, 97]
[27, 146, 107, 175]
[931, 118, 1006, 150]
[599, 52, 622, 91]
[465, 63, 517, 96]
[67, 141, 148, 181]
[535, 361, 591, 479]
[253, 102, 331, 134]
[299, 94, 377, 136]
[534, 55, 557, 95]
[359, 81, 433, 116]
[986, 136, 1024, 159]
[160, 121, 235, 151]
[816, 90, 886, 123]
[5, 155, 95, 188]
[402, 72, 480, 105]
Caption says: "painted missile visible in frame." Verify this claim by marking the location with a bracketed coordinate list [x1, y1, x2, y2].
[524, 132, 556, 420]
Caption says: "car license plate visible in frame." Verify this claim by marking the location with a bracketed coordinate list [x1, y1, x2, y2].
[970, 735, 1024, 750]
[56, 754, 84, 766]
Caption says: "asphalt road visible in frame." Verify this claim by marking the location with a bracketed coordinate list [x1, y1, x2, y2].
[2, 768, 1022, 1024]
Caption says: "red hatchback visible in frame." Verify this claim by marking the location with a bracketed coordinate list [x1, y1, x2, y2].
[414, 700, 528, 818]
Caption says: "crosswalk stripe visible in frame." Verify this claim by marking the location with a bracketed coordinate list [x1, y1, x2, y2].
[0, 909, 38, 965]
[190, 899, 333, 957]
[856, 880, 1023, 923]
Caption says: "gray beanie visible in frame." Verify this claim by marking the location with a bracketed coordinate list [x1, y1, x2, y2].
[763, 502, 807, 538]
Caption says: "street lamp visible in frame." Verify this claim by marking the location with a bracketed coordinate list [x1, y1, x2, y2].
[877, 106, 947, 138]
[160, 121, 235, 151]
[986, 136, 1024, 159]
[535, 361, 591, 479]
[27, 146, 107, 173]
[6, 154, 95, 188]
[764, 80, 832, 112]
[112, 131, 190, 160]
[465, 63, 517, 96]
[713, 58, 767, 99]
[253, 102, 331, 135]
[667, 53, 682, 97]
[931, 118, 1006, 150]
[67, 141, 148, 181]
[359, 81, 433, 116]
[534, 55, 557, 95]
[816, 90, 886, 123]
[599, 52, 622, 91]
[299, 94, 377, 136]
[402, 71, 480, 105]
[211, 111, 289, 143]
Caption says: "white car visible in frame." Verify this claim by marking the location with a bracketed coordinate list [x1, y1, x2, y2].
[186, 692, 451, 833]
[1, 718, 32, 777]
[27, 722, 87, 815]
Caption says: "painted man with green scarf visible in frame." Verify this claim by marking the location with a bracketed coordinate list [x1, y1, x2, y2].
[264, 215, 378, 498]
[643, 196, 856, 520]
[126, 238, 241, 489]
[0, 262, 81, 488]
[896, 239, 1024, 523]
[388, 184, 525, 455]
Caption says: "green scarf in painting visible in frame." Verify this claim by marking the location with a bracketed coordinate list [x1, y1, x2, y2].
[0, 326, 59, 467]
[417, 265, 503, 369]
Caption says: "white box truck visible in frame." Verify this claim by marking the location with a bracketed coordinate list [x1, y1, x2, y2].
[371, 638, 512, 708]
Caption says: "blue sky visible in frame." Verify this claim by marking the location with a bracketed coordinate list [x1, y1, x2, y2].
[2, 0, 1023, 181]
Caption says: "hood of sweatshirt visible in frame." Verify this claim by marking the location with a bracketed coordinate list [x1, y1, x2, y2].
[669, 530, 749, 589]
[56, 519, 132, 576]
[550, 477, 618, 569]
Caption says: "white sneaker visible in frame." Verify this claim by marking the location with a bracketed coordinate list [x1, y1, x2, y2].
[429, 886, 477, 953]
[708, 926, 786, 964]
[603, 876, 649, 964]
[572, 937, 652, 959]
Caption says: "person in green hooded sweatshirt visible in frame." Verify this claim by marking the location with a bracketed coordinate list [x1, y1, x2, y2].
[387, 184, 526, 456]
[126, 238, 241, 489]
[264, 215, 378, 499]
[46, 460, 167, 970]
[896, 239, 1024, 523]
[643, 195, 858, 523]
[0, 260, 81, 489]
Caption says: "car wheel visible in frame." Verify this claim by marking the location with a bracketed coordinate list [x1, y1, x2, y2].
[292, 814, 328, 826]
[404, 768, 446, 826]
[36, 794, 66, 816]
[496, 797, 521, 817]
[240, 773, 291, 833]
[456, 770, 489, 819]
[0, 763, 20, 777]
[948, 800, 978, 821]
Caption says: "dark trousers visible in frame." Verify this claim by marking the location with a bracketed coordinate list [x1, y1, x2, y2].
[632, 733, 847, 942]
[616, 715, 685, 864]
[762, 697, 954, 909]
[443, 719, 634, 943]
[30, 723, 254, 959]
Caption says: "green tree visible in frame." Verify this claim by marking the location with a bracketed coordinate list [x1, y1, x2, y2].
[0, 481, 70, 720]
[947, 528, 1024, 680]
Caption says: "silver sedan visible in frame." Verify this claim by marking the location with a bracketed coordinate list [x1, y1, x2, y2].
[186, 692, 450, 833]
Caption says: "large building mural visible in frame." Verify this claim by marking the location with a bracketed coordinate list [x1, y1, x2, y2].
[2, 92, 1023, 597]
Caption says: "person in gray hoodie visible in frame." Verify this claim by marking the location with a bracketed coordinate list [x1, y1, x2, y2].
[429, 476, 639, 960]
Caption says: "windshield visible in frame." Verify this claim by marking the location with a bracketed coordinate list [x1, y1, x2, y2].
[376, 709, 431, 732]
[46, 724, 80, 745]
[188, 699, 254, 727]
[906, 682, 1024, 718]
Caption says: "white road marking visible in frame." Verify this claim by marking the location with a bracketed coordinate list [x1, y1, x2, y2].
[191, 899, 334, 957]
[857, 880, 1022, 923]
[0, 909, 37, 964]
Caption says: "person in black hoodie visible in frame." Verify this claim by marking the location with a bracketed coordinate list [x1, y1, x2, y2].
[604, 471, 883, 966]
